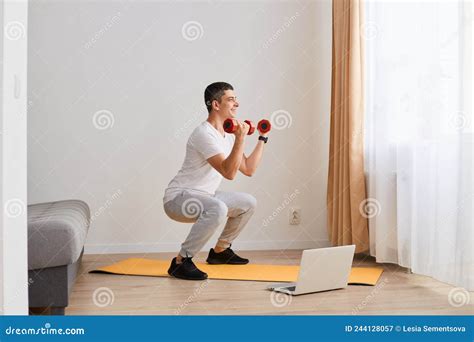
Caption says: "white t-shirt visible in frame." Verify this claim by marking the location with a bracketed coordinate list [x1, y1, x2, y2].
[163, 121, 235, 203]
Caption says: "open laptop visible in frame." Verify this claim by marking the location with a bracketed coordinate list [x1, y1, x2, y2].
[267, 245, 356, 296]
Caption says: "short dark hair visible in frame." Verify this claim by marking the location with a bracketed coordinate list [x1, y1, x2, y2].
[204, 82, 234, 113]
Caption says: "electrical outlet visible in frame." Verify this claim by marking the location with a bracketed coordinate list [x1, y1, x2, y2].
[289, 207, 301, 225]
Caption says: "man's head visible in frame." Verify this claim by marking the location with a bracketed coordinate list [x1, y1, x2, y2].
[204, 82, 238, 118]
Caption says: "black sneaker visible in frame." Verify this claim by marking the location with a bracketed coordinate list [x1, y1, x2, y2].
[167, 257, 208, 280]
[206, 247, 249, 265]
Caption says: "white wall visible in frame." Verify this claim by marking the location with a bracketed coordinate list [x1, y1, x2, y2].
[28, 0, 332, 254]
[1, 0, 29, 315]
[0, 0, 4, 313]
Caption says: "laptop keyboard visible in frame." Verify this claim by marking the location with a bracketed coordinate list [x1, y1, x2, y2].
[283, 286, 296, 292]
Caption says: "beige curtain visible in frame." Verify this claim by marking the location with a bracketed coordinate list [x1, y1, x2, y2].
[327, 0, 369, 253]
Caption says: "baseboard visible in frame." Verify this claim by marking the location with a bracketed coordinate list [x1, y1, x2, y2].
[84, 240, 331, 255]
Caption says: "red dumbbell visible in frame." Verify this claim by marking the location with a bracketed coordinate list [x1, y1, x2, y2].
[223, 118, 238, 133]
[246, 120, 256, 135]
[223, 119, 255, 135]
[257, 119, 271, 133]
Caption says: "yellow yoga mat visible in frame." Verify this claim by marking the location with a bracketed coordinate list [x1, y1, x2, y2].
[90, 258, 384, 285]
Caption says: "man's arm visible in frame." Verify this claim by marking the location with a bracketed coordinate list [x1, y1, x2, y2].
[207, 136, 245, 180]
[239, 139, 265, 177]
[207, 121, 249, 180]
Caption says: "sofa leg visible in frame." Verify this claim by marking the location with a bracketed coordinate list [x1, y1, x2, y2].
[50, 307, 65, 315]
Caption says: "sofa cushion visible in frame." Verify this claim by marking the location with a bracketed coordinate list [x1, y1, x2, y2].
[28, 200, 90, 270]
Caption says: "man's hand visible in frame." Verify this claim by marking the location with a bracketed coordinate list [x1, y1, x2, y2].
[234, 121, 250, 139]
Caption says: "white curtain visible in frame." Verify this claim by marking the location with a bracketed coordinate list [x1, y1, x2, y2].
[365, 1, 473, 290]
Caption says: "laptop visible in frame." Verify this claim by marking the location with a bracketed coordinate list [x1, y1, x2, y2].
[267, 245, 356, 296]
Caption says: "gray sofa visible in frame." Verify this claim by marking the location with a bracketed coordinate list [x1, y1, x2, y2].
[27, 200, 90, 315]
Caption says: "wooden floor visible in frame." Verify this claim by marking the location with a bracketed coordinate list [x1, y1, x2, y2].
[62, 250, 472, 315]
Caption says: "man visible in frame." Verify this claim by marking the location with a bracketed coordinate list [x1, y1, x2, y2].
[163, 82, 269, 280]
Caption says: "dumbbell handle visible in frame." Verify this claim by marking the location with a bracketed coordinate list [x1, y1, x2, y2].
[223, 119, 255, 135]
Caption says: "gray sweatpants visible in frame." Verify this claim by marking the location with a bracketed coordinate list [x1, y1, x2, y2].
[163, 190, 257, 257]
